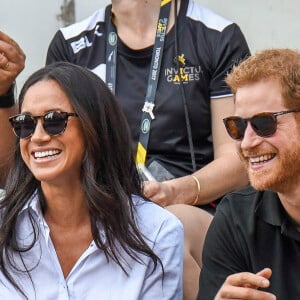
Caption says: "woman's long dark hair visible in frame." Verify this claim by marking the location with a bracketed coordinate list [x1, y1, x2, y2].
[1, 62, 162, 298]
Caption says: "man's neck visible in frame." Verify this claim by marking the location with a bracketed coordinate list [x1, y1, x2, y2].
[111, 0, 180, 49]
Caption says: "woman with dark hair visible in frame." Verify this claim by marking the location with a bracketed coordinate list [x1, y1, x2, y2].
[0, 61, 183, 299]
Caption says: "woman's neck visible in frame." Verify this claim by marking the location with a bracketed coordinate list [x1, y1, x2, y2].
[111, 0, 180, 49]
[41, 182, 89, 228]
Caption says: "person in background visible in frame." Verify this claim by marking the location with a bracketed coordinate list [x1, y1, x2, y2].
[0, 31, 25, 188]
[0, 61, 184, 299]
[46, 0, 250, 297]
[198, 48, 300, 300]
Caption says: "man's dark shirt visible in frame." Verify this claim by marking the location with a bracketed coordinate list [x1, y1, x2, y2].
[198, 185, 300, 300]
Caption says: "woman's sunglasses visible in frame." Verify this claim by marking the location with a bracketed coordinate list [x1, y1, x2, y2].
[223, 109, 300, 140]
[9, 110, 78, 139]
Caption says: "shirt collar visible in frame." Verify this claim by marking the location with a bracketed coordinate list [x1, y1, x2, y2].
[19, 189, 107, 243]
[255, 190, 284, 226]
[255, 190, 300, 241]
[20, 189, 44, 220]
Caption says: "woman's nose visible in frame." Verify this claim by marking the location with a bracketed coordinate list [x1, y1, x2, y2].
[30, 120, 51, 142]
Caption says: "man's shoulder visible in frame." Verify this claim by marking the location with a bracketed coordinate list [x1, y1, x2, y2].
[218, 185, 276, 216]
[225, 185, 259, 200]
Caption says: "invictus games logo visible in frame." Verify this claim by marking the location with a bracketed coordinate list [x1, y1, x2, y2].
[108, 32, 117, 46]
[164, 53, 203, 84]
[177, 54, 186, 66]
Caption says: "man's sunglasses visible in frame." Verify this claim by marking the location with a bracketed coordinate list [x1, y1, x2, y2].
[223, 109, 300, 140]
[9, 110, 79, 139]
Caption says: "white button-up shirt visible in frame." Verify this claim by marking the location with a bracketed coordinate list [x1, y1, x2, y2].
[0, 192, 184, 299]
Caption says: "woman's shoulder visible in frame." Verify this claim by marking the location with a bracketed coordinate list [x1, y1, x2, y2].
[186, 0, 233, 32]
[60, 6, 107, 40]
[132, 195, 184, 248]
[132, 195, 183, 230]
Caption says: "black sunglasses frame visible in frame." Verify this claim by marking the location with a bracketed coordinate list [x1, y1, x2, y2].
[223, 109, 300, 140]
[9, 110, 78, 139]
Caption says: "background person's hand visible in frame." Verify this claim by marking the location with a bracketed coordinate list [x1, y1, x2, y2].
[143, 180, 174, 207]
[0, 31, 25, 95]
[143, 175, 200, 207]
[215, 268, 276, 300]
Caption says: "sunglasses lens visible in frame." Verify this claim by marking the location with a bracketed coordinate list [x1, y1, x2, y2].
[224, 117, 246, 140]
[251, 114, 276, 137]
[43, 111, 67, 135]
[9, 111, 76, 139]
[10, 114, 35, 139]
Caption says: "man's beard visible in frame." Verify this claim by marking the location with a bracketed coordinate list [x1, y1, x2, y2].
[239, 139, 300, 193]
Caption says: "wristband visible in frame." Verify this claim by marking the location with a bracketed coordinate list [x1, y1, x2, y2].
[0, 84, 15, 108]
[191, 175, 201, 205]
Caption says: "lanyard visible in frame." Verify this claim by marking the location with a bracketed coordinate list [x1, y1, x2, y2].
[105, 1, 172, 166]
[105, 5, 118, 95]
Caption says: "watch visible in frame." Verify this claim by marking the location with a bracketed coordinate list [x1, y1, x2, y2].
[0, 83, 15, 108]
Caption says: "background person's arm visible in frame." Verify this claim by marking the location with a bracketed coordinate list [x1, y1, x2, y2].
[143, 96, 249, 206]
[0, 105, 17, 187]
[0, 31, 25, 187]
